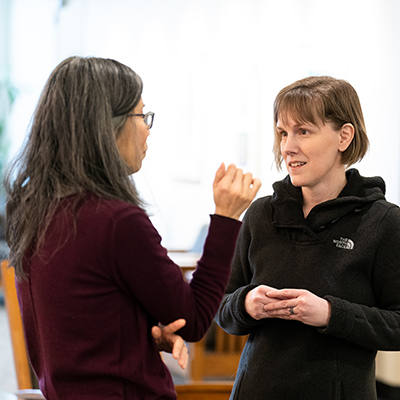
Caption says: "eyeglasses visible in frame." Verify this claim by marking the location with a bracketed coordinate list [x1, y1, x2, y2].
[127, 111, 155, 129]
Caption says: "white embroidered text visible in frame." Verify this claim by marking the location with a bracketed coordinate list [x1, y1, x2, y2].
[333, 237, 354, 250]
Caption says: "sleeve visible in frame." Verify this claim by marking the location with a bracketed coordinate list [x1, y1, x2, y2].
[215, 203, 266, 335]
[321, 205, 400, 351]
[110, 207, 241, 342]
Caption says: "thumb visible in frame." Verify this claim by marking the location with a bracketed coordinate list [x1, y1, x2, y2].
[151, 326, 161, 339]
[213, 163, 226, 185]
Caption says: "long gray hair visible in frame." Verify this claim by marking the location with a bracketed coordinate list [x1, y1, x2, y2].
[4, 56, 144, 279]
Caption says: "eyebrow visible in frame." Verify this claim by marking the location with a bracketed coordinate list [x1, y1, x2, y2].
[281, 120, 315, 127]
[276, 122, 316, 132]
[294, 123, 313, 129]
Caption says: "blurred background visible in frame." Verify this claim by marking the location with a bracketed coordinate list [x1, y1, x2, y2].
[0, 0, 399, 249]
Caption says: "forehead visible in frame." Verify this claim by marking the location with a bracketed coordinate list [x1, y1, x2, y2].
[275, 90, 326, 126]
[276, 118, 322, 134]
[276, 102, 325, 128]
[276, 111, 322, 129]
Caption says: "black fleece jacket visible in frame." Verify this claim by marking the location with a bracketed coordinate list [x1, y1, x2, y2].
[216, 169, 400, 400]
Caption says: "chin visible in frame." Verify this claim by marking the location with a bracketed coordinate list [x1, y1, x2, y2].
[289, 175, 307, 188]
[125, 164, 140, 175]
[132, 162, 142, 174]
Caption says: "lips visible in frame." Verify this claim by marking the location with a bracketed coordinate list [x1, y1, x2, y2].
[289, 162, 306, 167]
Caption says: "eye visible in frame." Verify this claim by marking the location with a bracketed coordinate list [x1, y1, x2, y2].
[278, 130, 287, 138]
[300, 129, 309, 135]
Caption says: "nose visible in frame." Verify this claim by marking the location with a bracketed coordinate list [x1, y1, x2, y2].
[281, 134, 298, 156]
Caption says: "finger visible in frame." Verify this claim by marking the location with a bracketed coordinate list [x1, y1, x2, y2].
[162, 318, 186, 334]
[176, 343, 189, 370]
[242, 172, 254, 189]
[267, 289, 299, 299]
[251, 177, 262, 193]
[264, 298, 294, 311]
[213, 163, 226, 185]
[233, 168, 244, 183]
[151, 326, 161, 340]
[229, 169, 244, 193]
[171, 337, 184, 359]
[222, 164, 238, 183]
[181, 347, 188, 369]
[171, 337, 189, 369]
[240, 173, 261, 200]
[256, 284, 276, 295]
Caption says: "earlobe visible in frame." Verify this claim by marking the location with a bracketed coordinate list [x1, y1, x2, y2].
[338, 123, 355, 152]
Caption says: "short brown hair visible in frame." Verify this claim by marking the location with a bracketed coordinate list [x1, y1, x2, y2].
[273, 76, 369, 169]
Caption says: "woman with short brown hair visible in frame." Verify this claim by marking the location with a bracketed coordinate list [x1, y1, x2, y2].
[217, 76, 400, 400]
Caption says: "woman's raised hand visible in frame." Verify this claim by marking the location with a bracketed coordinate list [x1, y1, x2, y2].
[213, 163, 261, 220]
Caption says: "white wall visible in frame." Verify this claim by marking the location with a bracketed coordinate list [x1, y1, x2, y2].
[7, 0, 400, 249]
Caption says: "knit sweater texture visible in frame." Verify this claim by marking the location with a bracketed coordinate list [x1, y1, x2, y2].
[215, 169, 400, 400]
[16, 193, 241, 400]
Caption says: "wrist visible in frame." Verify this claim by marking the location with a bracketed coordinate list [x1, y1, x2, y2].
[214, 208, 241, 220]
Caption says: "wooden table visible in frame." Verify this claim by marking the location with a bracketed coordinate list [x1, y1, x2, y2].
[168, 251, 200, 281]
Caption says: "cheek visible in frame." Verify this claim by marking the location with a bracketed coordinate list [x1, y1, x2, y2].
[312, 146, 341, 170]
[118, 135, 136, 162]
[310, 135, 338, 156]
[116, 136, 126, 158]
[279, 139, 286, 156]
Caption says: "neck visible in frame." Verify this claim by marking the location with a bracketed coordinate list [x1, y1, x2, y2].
[302, 171, 347, 218]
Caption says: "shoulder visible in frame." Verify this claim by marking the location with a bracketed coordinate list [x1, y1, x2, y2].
[243, 195, 272, 224]
[371, 199, 400, 218]
[374, 199, 400, 226]
[360, 199, 400, 241]
[247, 195, 272, 213]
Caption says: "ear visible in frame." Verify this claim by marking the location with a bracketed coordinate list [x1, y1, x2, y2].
[338, 123, 355, 152]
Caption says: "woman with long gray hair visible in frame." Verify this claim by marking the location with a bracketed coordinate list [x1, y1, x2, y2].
[4, 56, 261, 400]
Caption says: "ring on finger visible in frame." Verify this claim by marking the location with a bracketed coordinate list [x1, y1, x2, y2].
[289, 306, 295, 315]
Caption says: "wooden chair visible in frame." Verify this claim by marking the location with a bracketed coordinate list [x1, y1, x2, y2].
[1, 260, 44, 398]
[190, 322, 247, 381]
[175, 381, 233, 400]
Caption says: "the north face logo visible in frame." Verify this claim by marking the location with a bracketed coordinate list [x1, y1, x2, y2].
[333, 237, 354, 249]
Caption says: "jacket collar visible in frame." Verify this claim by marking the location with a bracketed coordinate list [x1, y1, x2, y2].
[270, 169, 386, 238]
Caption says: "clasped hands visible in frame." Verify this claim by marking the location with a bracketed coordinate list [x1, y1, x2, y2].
[245, 285, 331, 328]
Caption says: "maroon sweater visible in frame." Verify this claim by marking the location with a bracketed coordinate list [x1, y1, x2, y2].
[16, 194, 241, 399]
